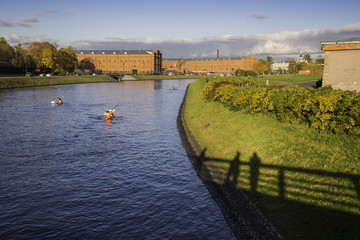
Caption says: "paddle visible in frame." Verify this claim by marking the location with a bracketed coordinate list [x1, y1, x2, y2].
[103, 105, 119, 119]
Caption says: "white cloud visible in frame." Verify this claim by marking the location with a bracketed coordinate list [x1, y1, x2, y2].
[4, 23, 360, 61]
[0, 16, 37, 28]
[37, 7, 58, 18]
[0, 19, 31, 28]
[250, 13, 270, 19]
[4, 34, 55, 44]
[22, 16, 38, 23]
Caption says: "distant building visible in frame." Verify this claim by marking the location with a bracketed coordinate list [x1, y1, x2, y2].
[271, 62, 289, 72]
[75, 49, 259, 76]
[321, 37, 360, 91]
[162, 56, 259, 75]
[75, 49, 162, 75]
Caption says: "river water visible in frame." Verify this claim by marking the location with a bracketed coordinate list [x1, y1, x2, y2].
[0, 80, 235, 239]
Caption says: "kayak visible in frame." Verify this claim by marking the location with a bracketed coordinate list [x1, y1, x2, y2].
[51, 100, 62, 104]
[105, 116, 117, 120]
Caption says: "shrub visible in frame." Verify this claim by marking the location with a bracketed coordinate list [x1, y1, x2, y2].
[202, 80, 360, 135]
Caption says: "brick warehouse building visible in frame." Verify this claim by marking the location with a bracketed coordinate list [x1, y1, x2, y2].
[75, 49, 259, 75]
[162, 56, 259, 75]
[75, 49, 162, 75]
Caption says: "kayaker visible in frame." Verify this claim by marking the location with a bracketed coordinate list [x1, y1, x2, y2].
[104, 109, 115, 119]
[56, 98, 62, 104]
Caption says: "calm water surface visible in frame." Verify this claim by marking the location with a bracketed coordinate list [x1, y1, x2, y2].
[0, 80, 235, 239]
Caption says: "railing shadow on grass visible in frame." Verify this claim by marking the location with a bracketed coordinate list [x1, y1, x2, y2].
[189, 148, 360, 240]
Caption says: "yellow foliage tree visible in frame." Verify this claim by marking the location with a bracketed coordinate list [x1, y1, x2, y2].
[41, 42, 58, 69]
[177, 58, 187, 73]
[252, 59, 269, 76]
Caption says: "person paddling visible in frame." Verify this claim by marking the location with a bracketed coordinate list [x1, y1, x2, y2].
[104, 109, 115, 119]
[56, 98, 62, 104]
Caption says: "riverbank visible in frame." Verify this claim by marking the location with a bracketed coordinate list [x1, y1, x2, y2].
[181, 78, 360, 240]
[177, 85, 283, 240]
[0, 75, 117, 89]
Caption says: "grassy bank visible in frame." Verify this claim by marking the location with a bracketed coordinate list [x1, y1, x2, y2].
[0, 75, 117, 89]
[184, 78, 360, 240]
[254, 74, 322, 86]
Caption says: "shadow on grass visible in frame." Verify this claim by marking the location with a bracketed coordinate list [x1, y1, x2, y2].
[192, 148, 360, 240]
[177, 86, 360, 240]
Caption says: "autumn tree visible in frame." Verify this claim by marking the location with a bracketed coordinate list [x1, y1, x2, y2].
[253, 59, 269, 76]
[41, 42, 58, 69]
[0, 39, 76, 74]
[177, 58, 187, 73]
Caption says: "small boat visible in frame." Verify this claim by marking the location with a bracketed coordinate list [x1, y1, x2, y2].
[51, 98, 63, 104]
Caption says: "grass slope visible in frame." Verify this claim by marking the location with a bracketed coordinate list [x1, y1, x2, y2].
[184, 78, 360, 240]
[0, 75, 117, 89]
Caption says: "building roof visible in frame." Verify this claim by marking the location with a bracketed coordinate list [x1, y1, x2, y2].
[163, 57, 250, 61]
[321, 36, 360, 45]
[75, 50, 156, 55]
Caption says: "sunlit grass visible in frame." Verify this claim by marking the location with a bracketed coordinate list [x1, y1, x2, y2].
[184, 78, 360, 240]
[0, 75, 117, 88]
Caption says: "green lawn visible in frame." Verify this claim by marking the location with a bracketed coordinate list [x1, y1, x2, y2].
[256, 74, 322, 86]
[0, 75, 117, 89]
[184, 78, 360, 240]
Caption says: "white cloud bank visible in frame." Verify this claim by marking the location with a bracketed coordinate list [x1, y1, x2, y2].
[4, 23, 360, 60]
[4, 34, 54, 44]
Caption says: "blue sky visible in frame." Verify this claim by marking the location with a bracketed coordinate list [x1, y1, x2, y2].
[1, 0, 360, 60]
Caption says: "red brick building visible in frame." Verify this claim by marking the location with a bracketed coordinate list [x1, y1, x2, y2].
[76, 49, 162, 74]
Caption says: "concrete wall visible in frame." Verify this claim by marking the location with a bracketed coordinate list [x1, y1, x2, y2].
[322, 48, 360, 91]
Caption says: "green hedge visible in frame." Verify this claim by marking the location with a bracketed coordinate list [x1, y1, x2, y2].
[202, 78, 360, 135]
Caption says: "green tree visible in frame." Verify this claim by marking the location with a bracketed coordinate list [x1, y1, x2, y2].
[11, 44, 25, 68]
[29, 42, 44, 69]
[309, 62, 323, 75]
[7, 43, 35, 72]
[57, 46, 77, 74]
[79, 58, 95, 72]
[266, 56, 274, 63]
[0, 37, 15, 64]
[288, 60, 297, 74]
[304, 53, 312, 63]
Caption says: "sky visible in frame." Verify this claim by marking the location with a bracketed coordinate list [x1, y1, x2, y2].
[1, 0, 360, 61]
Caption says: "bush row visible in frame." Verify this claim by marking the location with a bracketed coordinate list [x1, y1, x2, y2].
[202, 78, 360, 135]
